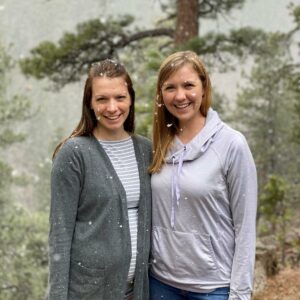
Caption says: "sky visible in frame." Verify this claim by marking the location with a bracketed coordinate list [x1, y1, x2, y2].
[204, 0, 296, 33]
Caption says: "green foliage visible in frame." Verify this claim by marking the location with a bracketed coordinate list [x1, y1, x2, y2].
[229, 18, 300, 264]
[0, 160, 12, 208]
[259, 175, 292, 265]
[120, 43, 168, 138]
[0, 128, 26, 148]
[234, 30, 300, 190]
[145, 49, 165, 72]
[231, 23, 300, 253]
[260, 175, 287, 226]
[34, 158, 52, 212]
[293, 87, 300, 142]
[211, 90, 228, 119]
[160, 0, 246, 21]
[20, 15, 137, 86]
[34, 129, 63, 212]
[290, 3, 300, 26]
[289, 6, 300, 144]
[19, 0, 254, 88]
[0, 42, 48, 299]
[0, 46, 31, 148]
[184, 27, 269, 71]
[0, 42, 30, 189]
[199, 0, 246, 16]
[0, 207, 48, 300]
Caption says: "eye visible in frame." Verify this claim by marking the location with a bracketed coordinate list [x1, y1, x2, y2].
[116, 95, 126, 100]
[164, 85, 174, 91]
[184, 82, 194, 88]
[95, 97, 106, 101]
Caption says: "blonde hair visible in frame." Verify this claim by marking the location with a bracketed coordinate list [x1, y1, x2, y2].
[149, 51, 212, 173]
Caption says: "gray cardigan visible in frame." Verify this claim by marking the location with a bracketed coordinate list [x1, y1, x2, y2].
[48, 135, 152, 300]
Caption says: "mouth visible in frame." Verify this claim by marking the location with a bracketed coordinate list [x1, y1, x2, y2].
[104, 114, 122, 121]
[174, 102, 191, 109]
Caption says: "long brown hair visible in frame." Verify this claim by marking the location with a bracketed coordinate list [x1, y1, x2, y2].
[149, 51, 212, 173]
[52, 59, 135, 159]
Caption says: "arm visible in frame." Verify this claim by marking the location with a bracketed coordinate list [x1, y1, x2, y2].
[48, 142, 83, 300]
[226, 134, 257, 300]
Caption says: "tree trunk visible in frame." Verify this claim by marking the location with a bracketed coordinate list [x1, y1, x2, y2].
[175, 0, 199, 46]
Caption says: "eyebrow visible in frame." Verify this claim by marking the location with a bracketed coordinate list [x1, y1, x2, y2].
[183, 80, 197, 83]
[163, 80, 196, 86]
[94, 92, 128, 97]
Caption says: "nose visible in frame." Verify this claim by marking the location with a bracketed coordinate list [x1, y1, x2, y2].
[174, 88, 186, 101]
[107, 99, 117, 112]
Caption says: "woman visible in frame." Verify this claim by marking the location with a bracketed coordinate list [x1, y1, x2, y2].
[48, 59, 151, 300]
[149, 51, 257, 300]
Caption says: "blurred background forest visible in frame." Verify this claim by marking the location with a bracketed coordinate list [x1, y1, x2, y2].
[0, 0, 299, 299]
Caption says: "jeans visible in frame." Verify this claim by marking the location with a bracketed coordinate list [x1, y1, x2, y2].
[150, 276, 229, 300]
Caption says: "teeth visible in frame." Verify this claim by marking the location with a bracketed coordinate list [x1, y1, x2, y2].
[175, 103, 190, 109]
[106, 115, 120, 120]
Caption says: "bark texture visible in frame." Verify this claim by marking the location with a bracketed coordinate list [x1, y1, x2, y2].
[175, 0, 199, 45]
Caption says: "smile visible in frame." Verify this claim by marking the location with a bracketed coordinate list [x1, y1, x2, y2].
[104, 114, 122, 120]
[174, 102, 191, 109]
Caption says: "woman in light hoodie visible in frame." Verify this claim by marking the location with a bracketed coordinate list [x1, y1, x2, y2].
[149, 51, 257, 300]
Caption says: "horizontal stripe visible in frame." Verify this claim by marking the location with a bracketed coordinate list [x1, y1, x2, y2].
[127, 208, 138, 281]
[99, 138, 139, 281]
[99, 138, 140, 209]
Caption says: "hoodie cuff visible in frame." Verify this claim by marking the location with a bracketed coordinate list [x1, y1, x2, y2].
[229, 290, 251, 300]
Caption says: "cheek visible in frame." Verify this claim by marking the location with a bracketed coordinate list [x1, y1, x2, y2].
[120, 101, 131, 112]
[162, 93, 172, 105]
[92, 103, 105, 113]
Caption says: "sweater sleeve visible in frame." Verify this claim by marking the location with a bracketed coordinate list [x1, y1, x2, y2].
[48, 142, 83, 300]
[226, 134, 257, 300]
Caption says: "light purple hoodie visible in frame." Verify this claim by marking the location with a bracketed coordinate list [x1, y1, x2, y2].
[150, 108, 257, 300]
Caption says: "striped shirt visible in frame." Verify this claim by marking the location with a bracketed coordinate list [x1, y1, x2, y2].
[99, 137, 140, 284]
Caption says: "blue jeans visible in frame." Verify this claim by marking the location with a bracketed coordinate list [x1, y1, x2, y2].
[150, 276, 229, 300]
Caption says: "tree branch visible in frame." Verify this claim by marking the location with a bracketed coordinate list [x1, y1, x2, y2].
[116, 28, 174, 48]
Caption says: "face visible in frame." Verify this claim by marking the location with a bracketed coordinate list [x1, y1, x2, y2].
[161, 63, 204, 127]
[91, 76, 131, 138]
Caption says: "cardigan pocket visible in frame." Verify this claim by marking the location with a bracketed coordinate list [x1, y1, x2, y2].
[69, 259, 104, 299]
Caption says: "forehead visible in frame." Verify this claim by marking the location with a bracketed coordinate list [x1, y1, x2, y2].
[164, 63, 199, 82]
[92, 76, 128, 93]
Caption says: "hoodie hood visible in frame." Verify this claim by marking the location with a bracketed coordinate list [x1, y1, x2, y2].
[165, 108, 224, 228]
[165, 108, 224, 163]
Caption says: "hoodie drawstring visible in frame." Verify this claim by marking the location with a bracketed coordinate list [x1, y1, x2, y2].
[171, 146, 186, 229]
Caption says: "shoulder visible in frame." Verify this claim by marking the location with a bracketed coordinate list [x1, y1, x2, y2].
[218, 123, 249, 149]
[60, 136, 96, 151]
[217, 124, 255, 169]
[132, 134, 153, 164]
[64, 135, 95, 147]
[54, 136, 96, 161]
[132, 134, 152, 150]
[212, 123, 253, 167]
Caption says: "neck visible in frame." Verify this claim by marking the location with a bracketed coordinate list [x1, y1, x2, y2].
[177, 115, 206, 144]
[93, 126, 129, 141]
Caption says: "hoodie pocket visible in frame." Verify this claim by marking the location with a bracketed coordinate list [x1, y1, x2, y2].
[69, 260, 104, 299]
[152, 226, 219, 281]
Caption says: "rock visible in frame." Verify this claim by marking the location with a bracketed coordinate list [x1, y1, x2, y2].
[253, 238, 278, 295]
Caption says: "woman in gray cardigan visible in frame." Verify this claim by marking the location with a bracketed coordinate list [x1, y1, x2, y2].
[48, 59, 152, 300]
